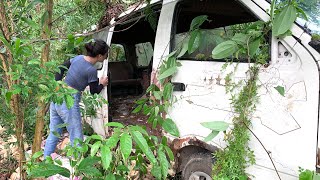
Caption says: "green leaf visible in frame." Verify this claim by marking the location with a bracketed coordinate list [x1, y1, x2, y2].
[105, 132, 120, 149]
[90, 135, 103, 141]
[5, 92, 13, 104]
[21, 17, 38, 29]
[78, 157, 101, 177]
[177, 38, 189, 58]
[212, 40, 239, 59]
[116, 165, 129, 172]
[163, 83, 173, 100]
[296, 7, 308, 21]
[151, 165, 162, 179]
[132, 131, 157, 164]
[272, 5, 297, 36]
[120, 132, 132, 160]
[90, 141, 101, 157]
[274, 86, 285, 97]
[55, 123, 69, 129]
[190, 15, 208, 31]
[200, 121, 229, 131]
[32, 151, 43, 159]
[203, 130, 219, 142]
[41, 11, 49, 27]
[129, 126, 148, 136]
[162, 118, 180, 137]
[101, 145, 112, 170]
[153, 91, 162, 100]
[65, 95, 74, 109]
[0, 35, 12, 52]
[158, 67, 177, 80]
[105, 174, 116, 180]
[29, 163, 70, 178]
[188, 30, 200, 54]
[132, 105, 142, 113]
[105, 122, 124, 128]
[28, 59, 41, 65]
[299, 169, 313, 180]
[52, 131, 61, 138]
[232, 33, 249, 45]
[158, 148, 169, 179]
[249, 38, 261, 57]
[164, 146, 174, 161]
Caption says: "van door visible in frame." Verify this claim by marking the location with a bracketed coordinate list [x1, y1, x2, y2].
[155, 0, 319, 179]
[87, 25, 114, 137]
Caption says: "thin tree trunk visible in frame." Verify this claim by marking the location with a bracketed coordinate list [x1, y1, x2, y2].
[0, 1, 26, 179]
[32, 0, 54, 156]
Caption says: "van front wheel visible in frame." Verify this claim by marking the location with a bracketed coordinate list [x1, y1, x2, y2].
[182, 153, 213, 180]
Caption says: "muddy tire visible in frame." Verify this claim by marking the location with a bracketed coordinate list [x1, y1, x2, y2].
[182, 153, 213, 180]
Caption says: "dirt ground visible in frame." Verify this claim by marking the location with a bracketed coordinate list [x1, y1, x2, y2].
[109, 95, 162, 137]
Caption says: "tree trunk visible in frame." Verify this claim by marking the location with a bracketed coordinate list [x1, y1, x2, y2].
[32, 0, 54, 156]
[0, 1, 26, 179]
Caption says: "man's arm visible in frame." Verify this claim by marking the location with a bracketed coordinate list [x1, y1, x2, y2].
[55, 60, 71, 81]
[89, 80, 104, 94]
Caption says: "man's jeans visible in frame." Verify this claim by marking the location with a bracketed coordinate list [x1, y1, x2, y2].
[44, 92, 83, 158]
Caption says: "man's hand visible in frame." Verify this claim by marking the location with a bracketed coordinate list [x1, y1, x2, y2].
[100, 76, 108, 86]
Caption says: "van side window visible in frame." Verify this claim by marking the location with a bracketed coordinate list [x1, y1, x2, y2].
[109, 44, 126, 62]
[171, 0, 263, 61]
[135, 42, 153, 67]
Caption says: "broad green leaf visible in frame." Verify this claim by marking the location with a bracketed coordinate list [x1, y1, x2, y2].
[120, 132, 132, 160]
[249, 38, 261, 57]
[116, 165, 130, 172]
[132, 105, 142, 113]
[28, 59, 41, 65]
[203, 130, 219, 142]
[232, 33, 249, 45]
[65, 95, 74, 109]
[212, 40, 239, 59]
[158, 67, 177, 80]
[105, 131, 120, 149]
[177, 38, 189, 58]
[90, 141, 101, 157]
[90, 134, 103, 141]
[132, 131, 157, 164]
[29, 163, 70, 178]
[162, 118, 180, 137]
[21, 17, 38, 29]
[5, 92, 13, 104]
[164, 146, 174, 161]
[158, 148, 169, 179]
[188, 30, 201, 54]
[151, 165, 162, 180]
[136, 98, 147, 105]
[299, 169, 313, 180]
[105, 174, 116, 180]
[105, 122, 124, 128]
[41, 11, 49, 27]
[190, 15, 208, 31]
[200, 121, 229, 131]
[55, 123, 68, 129]
[272, 5, 297, 36]
[129, 126, 148, 136]
[101, 145, 112, 170]
[274, 86, 285, 97]
[78, 157, 101, 177]
[31, 151, 43, 159]
[163, 83, 173, 100]
[153, 91, 162, 100]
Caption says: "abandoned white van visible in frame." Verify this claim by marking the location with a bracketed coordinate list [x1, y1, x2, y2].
[91, 0, 320, 179]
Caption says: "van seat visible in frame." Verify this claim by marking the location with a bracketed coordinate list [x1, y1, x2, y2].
[109, 62, 141, 88]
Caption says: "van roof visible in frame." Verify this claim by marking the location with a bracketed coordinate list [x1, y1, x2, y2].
[117, 0, 163, 19]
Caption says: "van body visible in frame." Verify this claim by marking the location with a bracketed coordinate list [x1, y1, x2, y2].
[92, 0, 320, 179]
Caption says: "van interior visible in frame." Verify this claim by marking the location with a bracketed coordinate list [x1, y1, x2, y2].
[107, 3, 161, 131]
[107, 0, 260, 129]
